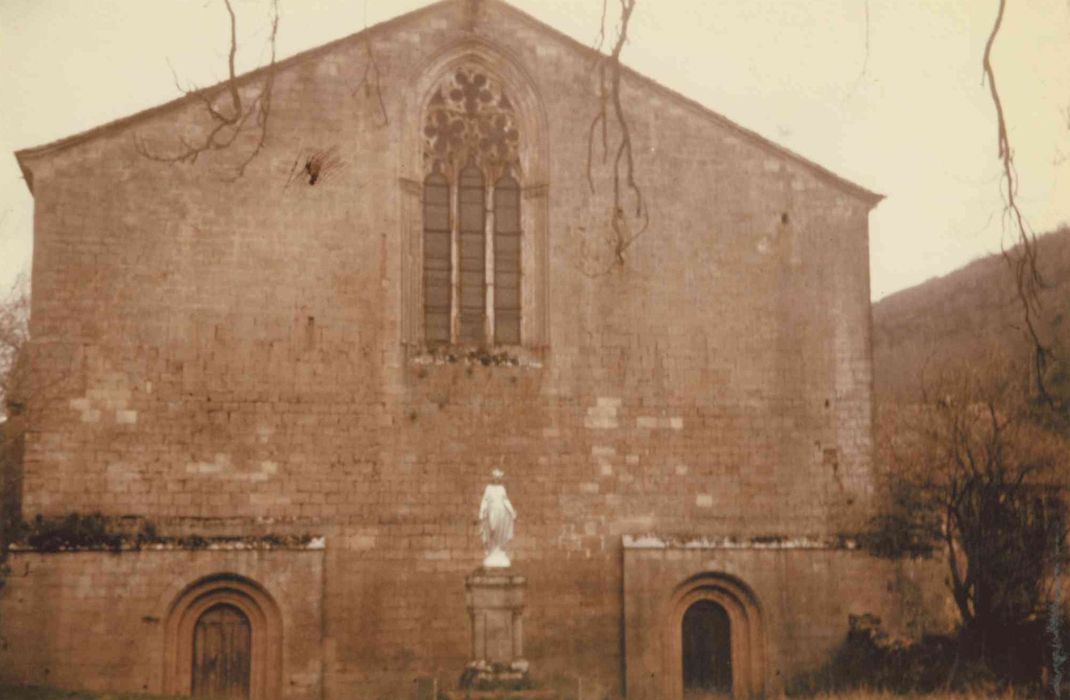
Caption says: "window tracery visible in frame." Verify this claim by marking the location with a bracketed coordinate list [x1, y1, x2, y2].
[421, 66, 523, 347]
[423, 67, 521, 180]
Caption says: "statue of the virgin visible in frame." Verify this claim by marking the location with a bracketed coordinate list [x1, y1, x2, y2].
[479, 469, 517, 568]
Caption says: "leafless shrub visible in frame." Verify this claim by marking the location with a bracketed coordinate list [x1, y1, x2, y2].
[869, 359, 1069, 683]
[0, 275, 29, 420]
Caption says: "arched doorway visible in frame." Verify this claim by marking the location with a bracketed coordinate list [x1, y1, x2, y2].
[163, 574, 282, 700]
[665, 574, 765, 699]
[682, 600, 733, 697]
[192, 603, 252, 699]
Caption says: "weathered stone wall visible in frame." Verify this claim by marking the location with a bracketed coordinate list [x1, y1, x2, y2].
[0, 548, 324, 700]
[10, 1, 884, 698]
[622, 540, 954, 699]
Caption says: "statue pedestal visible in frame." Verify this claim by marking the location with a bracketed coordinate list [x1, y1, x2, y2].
[464, 570, 527, 683]
[444, 569, 557, 700]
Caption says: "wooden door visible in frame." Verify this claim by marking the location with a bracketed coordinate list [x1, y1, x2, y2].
[192, 603, 252, 700]
[682, 600, 733, 698]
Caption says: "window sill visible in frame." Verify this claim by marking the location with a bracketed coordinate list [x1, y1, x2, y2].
[406, 343, 544, 369]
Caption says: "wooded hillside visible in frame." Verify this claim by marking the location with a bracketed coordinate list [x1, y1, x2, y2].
[872, 227, 1070, 404]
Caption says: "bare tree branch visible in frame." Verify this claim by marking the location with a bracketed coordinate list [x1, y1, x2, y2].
[594, 0, 608, 51]
[585, 0, 611, 195]
[873, 363, 1070, 660]
[586, 59, 609, 195]
[135, 0, 280, 181]
[982, 0, 1056, 406]
[584, 0, 648, 272]
[352, 38, 389, 127]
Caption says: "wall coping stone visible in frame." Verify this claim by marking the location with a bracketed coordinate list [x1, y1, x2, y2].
[7, 535, 326, 554]
[622, 534, 859, 551]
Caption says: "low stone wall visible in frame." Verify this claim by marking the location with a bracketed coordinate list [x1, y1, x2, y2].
[622, 536, 953, 699]
[0, 545, 324, 700]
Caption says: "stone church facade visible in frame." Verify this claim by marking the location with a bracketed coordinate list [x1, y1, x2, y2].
[4, 1, 941, 698]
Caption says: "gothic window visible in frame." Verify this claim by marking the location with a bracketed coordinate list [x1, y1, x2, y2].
[421, 67, 522, 347]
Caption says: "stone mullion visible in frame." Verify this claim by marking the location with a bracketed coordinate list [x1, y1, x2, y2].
[484, 181, 496, 347]
[449, 178, 461, 344]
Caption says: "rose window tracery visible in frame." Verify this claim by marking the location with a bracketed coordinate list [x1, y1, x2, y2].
[423, 67, 521, 179]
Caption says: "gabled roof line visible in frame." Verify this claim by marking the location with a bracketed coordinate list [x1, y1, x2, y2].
[13, 0, 451, 193]
[15, 0, 882, 206]
[491, 0, 882, 206]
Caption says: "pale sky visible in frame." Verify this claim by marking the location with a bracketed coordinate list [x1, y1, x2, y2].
[1, 0, 1068, 301]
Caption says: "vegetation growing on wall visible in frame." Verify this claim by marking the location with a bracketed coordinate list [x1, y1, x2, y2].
[4, 512, 316, 553]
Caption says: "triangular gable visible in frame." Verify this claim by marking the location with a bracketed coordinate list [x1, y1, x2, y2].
[14, 0, 882, 206]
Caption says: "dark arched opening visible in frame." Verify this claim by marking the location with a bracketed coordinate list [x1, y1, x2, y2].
[682, 599, 733, 697]
[192, 603, 252, 699]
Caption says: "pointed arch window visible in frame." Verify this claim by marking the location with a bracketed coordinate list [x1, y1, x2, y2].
[421, 67, 522, 347]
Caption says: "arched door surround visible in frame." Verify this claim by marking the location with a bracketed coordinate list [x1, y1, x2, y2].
[665, 573, 765, 699]
[163, 574, 283, 700]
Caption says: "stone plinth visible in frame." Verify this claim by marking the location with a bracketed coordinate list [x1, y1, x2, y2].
[466, 570, 526, 667]
[443, 691, 557, 700]
[444, 569, 558, 699]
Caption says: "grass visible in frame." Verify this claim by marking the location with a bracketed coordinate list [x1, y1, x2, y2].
[0, 686, 1036, 700]
[0, 686, 188, 700]
[798, 694, 1029, 700]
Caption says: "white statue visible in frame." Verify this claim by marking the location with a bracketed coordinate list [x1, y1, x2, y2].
[479, 469, 517, 568]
